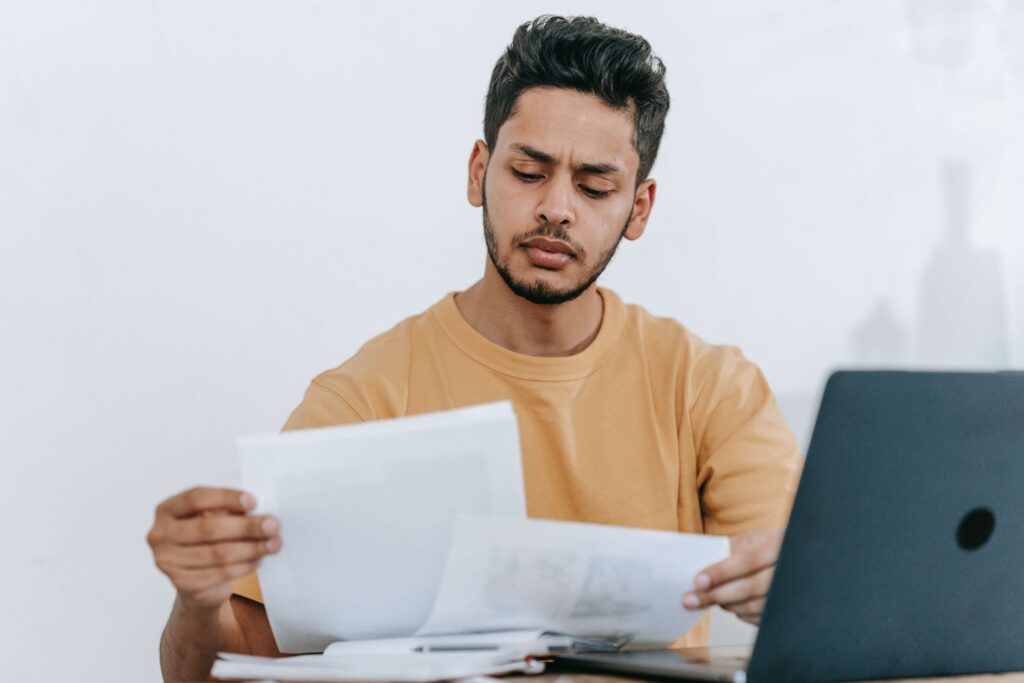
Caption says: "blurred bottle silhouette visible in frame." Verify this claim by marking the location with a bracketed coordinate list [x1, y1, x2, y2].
[851, 298, 910, 366]
[916, 160, 1008, 367]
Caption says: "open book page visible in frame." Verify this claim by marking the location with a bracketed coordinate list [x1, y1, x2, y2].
[239, 402, 527, 653]
[416, 515, 730, 647]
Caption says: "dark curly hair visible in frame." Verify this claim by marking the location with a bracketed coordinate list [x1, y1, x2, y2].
[484, 15, 670, 185]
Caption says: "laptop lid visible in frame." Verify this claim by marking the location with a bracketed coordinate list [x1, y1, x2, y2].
[748, 371, 1024, 683]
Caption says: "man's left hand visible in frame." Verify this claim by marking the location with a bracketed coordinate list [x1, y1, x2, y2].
[682, 527, 784, 625]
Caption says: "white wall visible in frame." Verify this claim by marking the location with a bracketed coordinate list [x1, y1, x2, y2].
[2, 1, 1021, 679]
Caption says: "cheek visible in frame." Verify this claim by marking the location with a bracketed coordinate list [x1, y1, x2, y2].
[584, 198, 633, 234]
[486, 170, 524, 203]
[487, 184, 536, 229]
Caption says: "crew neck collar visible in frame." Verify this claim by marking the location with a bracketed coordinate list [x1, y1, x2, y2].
[431, 287, 627, 381]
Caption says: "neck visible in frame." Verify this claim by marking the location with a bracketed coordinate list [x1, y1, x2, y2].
[454, 261, 604, 357]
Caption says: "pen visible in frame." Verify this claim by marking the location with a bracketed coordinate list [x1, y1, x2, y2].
[413, 644, 502, 652]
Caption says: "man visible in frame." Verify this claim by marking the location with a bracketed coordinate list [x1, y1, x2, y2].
[147, 15, 801, 682]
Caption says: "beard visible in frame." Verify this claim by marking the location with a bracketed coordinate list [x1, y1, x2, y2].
[482, 195, 632, 306]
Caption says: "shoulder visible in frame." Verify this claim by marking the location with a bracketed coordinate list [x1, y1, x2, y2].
[618, 295, 744, 377]
[301, 298, 446, 423]
[613, 293, 767, 414]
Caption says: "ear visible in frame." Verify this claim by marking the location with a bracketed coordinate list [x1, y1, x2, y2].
[467, 139, 490, 207]
[623, 178, 656, 241]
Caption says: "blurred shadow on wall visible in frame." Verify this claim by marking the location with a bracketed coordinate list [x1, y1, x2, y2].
[778, 159, 1013, 454]
[917, 160, 1008, 367]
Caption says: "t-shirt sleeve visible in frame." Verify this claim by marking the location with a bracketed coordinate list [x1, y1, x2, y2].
[232, 378, 368, 604]
[690, 345, 803, 537]
[282, 377, 371, 429]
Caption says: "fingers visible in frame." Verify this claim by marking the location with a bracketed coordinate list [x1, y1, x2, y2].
[683, 565, 773, 610]
[157, 487, 256, 519]
[722, 597, 765, 621]
[694, 554, 758, 593]
[159, 539, 281, 569]
[169, 514, 279, 545]
[682, 528, 784, 618]
[147, 486, 280, 611]
[697, 529, 781, 590]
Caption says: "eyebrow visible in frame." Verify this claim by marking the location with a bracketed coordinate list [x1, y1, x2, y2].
[510, 143, 622, 176]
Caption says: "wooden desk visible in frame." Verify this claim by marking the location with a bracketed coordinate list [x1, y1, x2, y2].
[206, 646, 1024, 683]
[209, 671, 1024, 682]
[530, 673, 1024, 683]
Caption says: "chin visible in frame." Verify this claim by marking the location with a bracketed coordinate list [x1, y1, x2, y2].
[516, 267, 573, 288]
[506, 273, 592, 306]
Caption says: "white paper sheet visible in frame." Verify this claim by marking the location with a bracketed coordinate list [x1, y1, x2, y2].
[417, 515, 730, 647]
[239, 401, 527, 653]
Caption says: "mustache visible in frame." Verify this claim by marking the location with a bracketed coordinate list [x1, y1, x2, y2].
[512, 225, 587, 260]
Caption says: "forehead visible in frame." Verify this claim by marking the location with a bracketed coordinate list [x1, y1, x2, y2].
[495, 87, 638, 168]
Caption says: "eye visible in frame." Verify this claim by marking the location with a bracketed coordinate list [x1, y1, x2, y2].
[579, 185, 612, 199]
[511, 168, 543, 182]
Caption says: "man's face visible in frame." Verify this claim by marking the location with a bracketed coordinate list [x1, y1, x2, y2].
[473, 87, 650, 305]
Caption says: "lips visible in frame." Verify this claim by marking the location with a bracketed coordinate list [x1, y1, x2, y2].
[521, 237, 576, 257]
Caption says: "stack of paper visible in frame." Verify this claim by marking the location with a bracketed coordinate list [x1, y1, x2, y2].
[211, 649, 545, 682]
[240, 401, 528, 652]
[237, 400, 730, 658]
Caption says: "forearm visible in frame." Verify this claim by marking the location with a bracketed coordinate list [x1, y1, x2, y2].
[159, 596, 250, 683]
[147, 487, 279, 681]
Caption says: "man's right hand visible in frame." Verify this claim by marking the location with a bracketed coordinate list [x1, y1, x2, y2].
[147, 487, 281, 611]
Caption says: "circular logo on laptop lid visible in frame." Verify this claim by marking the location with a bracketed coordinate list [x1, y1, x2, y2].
[957, 507, 995, 551]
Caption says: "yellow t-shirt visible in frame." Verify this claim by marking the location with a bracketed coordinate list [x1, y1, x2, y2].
[234, 287, 801, 647]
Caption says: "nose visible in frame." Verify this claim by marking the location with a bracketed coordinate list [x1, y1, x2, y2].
[535, 173, 575, 228]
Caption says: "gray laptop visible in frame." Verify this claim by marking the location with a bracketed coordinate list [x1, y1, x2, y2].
[556, 371, 1024, 682]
